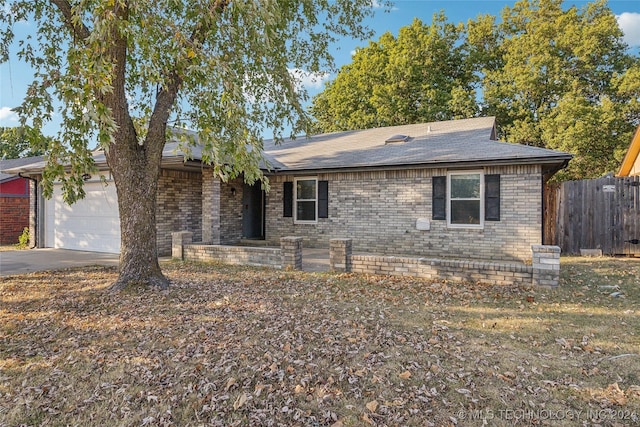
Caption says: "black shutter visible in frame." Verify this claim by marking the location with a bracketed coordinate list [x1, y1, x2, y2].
[283, 182, 293, 217]
[432, 176, 446, 220]
[318, 180, 329, 218]
[485, 174, 500, 221]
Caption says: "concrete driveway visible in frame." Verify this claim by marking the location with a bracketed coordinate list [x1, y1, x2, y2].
[0, 248, 120, 277]
[0, 247, 331, 277]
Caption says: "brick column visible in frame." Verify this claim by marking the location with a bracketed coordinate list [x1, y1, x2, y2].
[281, 236, 303, 270]
[330, 238, 352, 272]
[531, 245, 560, 287]
[172, 231, 193, 260]
[202, 170, 221, 244]
[29, 179, 37, 248]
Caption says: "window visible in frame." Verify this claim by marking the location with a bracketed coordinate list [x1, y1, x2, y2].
[283, 180, 329, 220]
[448, 172, 482, 226]
[295, 178, 317, 223]
[432, 172, 501, 227]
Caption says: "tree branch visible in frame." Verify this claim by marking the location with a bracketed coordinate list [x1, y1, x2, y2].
[146, 0, 230, 145]
[49, 0, 90, 42]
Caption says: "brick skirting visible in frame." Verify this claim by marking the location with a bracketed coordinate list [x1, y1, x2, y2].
[172, 231, 560, 287]
[330, 238, 560, 287]
[173, 231, 303, 270]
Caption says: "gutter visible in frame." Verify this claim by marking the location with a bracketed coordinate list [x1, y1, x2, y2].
[18, 172, 38, 249]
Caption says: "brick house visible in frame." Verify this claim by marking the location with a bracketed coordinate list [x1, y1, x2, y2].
[10, 117, 571, 261]
[0, 156, 44, 245]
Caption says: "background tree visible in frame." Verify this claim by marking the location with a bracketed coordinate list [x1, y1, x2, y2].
[473, 0, 639, 179]
[311, 14, 476, 132]
[312, 0, 639, 180]
[0, 126, 50, 159]
[0, 0, 379, 290]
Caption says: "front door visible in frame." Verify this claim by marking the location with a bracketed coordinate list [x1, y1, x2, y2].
[242, 182, 265, 239]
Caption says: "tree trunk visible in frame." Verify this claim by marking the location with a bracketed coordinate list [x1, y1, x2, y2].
[107, 136, 169, 291]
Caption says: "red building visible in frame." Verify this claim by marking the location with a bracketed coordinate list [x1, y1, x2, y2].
[0, 157, 43, 245]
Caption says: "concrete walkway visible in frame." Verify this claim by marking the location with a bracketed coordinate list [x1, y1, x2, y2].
[302, 248, 331, 272]
[0, 247, 331, 277]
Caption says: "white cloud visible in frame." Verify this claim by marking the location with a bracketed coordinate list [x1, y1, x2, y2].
[371, 0, 399, 10]
[0, 106, 18, 122]
[617, 12, 640, 47]
[288, 68, 330, 92]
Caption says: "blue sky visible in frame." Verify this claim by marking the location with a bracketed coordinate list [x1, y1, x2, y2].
[1, 0, 639, 138]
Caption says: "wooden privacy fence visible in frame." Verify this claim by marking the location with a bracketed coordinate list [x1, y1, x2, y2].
[545, 176, 640, 256]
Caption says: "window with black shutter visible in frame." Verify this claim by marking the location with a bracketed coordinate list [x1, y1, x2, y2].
[432, 176, 446, 220]
[434, 172, 501, 227]
[485, 174, 501, 221]
[283, 182, 293, 217]
[318, 181, 329, 218]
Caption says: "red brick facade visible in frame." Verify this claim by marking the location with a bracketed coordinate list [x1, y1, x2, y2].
[0, 196, 29, 244]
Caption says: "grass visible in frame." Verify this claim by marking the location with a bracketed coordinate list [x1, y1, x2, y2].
[0, 256, 639, 426]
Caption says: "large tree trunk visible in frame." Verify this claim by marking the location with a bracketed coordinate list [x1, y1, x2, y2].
[106, 137, 169, 291]
[95, 2, 172, 291]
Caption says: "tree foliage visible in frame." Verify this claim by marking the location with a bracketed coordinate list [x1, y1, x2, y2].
[0, 126, 50, 159]
[477, 0, 639, 180]
[0, 0, 380, 289]
[311, 0, 640, 181]
[311, 14, 476, 132]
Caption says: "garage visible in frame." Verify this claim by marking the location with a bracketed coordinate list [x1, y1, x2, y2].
[45, 178, 121, 253]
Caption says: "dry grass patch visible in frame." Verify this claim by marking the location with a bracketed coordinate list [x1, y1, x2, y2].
[1, 257, 639, 426]
[0, 245, 25, 252]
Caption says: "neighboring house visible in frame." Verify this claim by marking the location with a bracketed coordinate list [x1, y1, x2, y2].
[9, 117, 572, 261]
[617, 125, 640, 177]
[0, 156, 44, 245]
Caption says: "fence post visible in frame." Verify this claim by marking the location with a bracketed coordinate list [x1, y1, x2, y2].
[281, 236, 303, 270]
[172, 231, 193, 260]
[330, 238, 352, 272]
[531, 245, 561, 287]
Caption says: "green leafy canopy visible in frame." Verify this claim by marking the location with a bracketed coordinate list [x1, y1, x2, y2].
[0, 126, 51, 159]
[0, 0, 383, 200]
[311, 0, 640, 181]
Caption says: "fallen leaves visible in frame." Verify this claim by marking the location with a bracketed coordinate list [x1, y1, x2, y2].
[365, 399, 378, 413]
[398, 370, 411, 380]
[232, 392, 248, 410]
[0, 258, 639, 426]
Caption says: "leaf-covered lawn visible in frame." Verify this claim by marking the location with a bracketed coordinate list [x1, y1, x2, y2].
[1, 257, 639, 426]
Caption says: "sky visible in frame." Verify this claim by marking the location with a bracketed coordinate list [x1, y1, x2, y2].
[1, 0, 639, 138]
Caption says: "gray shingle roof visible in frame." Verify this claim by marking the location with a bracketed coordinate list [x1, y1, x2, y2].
[0, 156, 45, 182]
[262, 117, 572, 172]
[4, 117, 573, 176]
[1, 144, 195, 175]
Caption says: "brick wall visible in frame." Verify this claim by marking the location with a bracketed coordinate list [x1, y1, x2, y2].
[156, 169, 203, 256]
[183, 244, 282, 268]
[0, 196, 29, 244]
[330, 239, 560, 287]
[263, 165, 542, 262]
[220, 178, 244, 244]
[176, 236, 303, 270]
[350, 254, 533, 285]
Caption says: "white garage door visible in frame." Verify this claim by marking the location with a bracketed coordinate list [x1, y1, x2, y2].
[45, 179, 121, 253]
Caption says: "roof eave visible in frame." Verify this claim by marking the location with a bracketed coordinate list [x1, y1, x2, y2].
[617, 125, 640, 177]
[263, 155, 573, 175]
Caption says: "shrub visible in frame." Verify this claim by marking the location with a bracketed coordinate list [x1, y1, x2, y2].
[17, 227, 30, 249]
